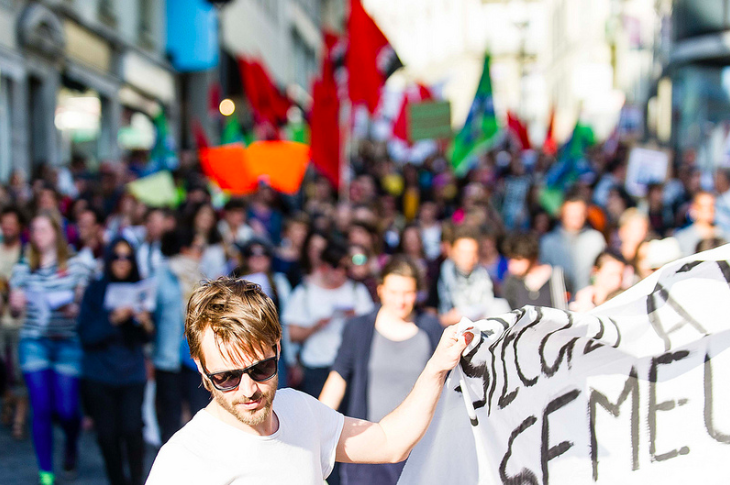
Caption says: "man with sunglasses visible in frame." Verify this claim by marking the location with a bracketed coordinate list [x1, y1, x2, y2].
[146, 278, 472, 484]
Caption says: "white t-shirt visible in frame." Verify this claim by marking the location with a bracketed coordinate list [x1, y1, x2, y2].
[146, 389, 345, 484]
[282, 280, 374, 368]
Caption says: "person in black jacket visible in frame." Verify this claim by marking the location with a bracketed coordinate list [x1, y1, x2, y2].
[319, 255, 443, 485]
[78, 237, 154, 485]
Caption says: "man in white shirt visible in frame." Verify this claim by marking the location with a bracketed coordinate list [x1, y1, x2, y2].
[146, 278, 470, 484]
[283, 241, 374, 397]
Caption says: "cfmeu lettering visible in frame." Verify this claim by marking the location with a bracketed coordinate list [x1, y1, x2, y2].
[497, 350, 730, 485]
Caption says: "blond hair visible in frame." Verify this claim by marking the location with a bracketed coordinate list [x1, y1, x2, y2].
[185, 278, 281, 367]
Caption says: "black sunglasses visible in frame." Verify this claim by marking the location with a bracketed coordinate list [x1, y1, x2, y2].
[111, 253, 133, 261]
[202, 347, 278, 392]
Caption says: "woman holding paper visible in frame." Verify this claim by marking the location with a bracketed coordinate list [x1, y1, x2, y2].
[9, 211, 91, 485]
[77, 237, 154, 485]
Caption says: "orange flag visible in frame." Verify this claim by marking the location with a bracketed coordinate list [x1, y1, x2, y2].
[199, 141, 310, 195]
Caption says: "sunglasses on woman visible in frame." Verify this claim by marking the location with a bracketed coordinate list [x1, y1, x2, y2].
[111, 253, 133, 261]
[202, 347, 279, 391]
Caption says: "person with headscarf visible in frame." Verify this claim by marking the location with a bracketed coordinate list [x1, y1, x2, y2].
[78, 237, 154, 485]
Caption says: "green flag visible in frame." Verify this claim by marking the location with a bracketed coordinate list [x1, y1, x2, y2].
[221, 115, 245, 145]
[286, 120, 310, 144]
[150, 111, 178, 172]
[449, 55, 499, 176]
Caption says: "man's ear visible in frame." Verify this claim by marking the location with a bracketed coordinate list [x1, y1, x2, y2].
[194, 358, 204, 375]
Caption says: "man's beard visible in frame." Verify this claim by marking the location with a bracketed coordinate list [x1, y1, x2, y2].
[212, 376, 277, 427]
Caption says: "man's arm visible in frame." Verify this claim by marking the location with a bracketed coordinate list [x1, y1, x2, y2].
[335, 324, 472, 464]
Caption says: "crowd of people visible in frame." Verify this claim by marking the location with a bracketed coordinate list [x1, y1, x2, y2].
[0, 135, 727, 484]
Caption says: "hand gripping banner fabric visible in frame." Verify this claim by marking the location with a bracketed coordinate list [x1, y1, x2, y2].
[399, 246, 730, 484]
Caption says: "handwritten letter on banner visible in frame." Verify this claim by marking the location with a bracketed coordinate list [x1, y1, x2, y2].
[399, 246, 730, 484]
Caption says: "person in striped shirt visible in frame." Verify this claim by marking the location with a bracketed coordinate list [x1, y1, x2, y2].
[9, 210, 91, 485]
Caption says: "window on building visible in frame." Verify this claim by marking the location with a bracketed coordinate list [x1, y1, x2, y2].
[98, 0, 116, 26]
[291, 30, 316, 91]
[138, 0, 155, 49]
[55, 87, 102, 166]
[674, 0, 727, 40]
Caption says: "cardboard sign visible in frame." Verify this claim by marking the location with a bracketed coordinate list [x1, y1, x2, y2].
[625, 147, 671, 198]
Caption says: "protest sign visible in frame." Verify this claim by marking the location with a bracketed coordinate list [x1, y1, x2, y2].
[625, 147, 671, 198]
[127, 171, 178, 207]
[399, 245, 730, 484]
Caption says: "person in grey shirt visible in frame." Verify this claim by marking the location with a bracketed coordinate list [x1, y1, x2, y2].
[540, 190, 606, 294]
[319, 256, 443, 485]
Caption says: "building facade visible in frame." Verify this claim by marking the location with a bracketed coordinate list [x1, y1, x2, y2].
[221, 0, 324, 103]
[664, 0, 730, 169]
[544, 0, 656, 141]
[0, 0, 177, 180]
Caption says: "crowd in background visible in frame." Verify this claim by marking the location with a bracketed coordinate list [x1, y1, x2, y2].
[0, 136, 728, 485]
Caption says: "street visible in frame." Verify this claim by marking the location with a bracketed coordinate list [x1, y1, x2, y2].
[0, 421, 157, 485]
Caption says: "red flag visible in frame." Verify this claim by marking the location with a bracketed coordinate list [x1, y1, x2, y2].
[543, 108, 557, 156]
[507, 110, 531, 151]
[238, 57, 291, 128]
[392, 83, 433, 143]
[310, 32, 342, 189]
[348, 0, 402, 114]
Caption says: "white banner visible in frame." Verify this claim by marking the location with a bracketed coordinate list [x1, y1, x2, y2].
[399, 246, 730, 484]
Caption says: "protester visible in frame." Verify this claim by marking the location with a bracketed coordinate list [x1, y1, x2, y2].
[9, 211, 91, 485]
[0, 206, 27, 440]
[136, 208, 167, 279]
[502, 232, 568, 310]
[673, 191, 725, 257]
[217, 198, 253, 250]
[417, 201, 442, 261]
[569, 249, 627, 312]
[75, 208, 106, 276]
[478, 229, 509, 296]
[300, 229, 329, 282]
[434, 225, 497, 326]
[78, 238, 154, 485]
[248, 185, 284, 244]
[613, 207, 649, 264]
[540, 190, 606, 293]
[145, 278, 471, 483]
[152, 228, 208, 444]
[283, 241, 374, 397]
[319, 256, 443, 485]
[188, 202, 227, 278]
[347, 243, 380, 303]
[634, 237, 682, 281]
